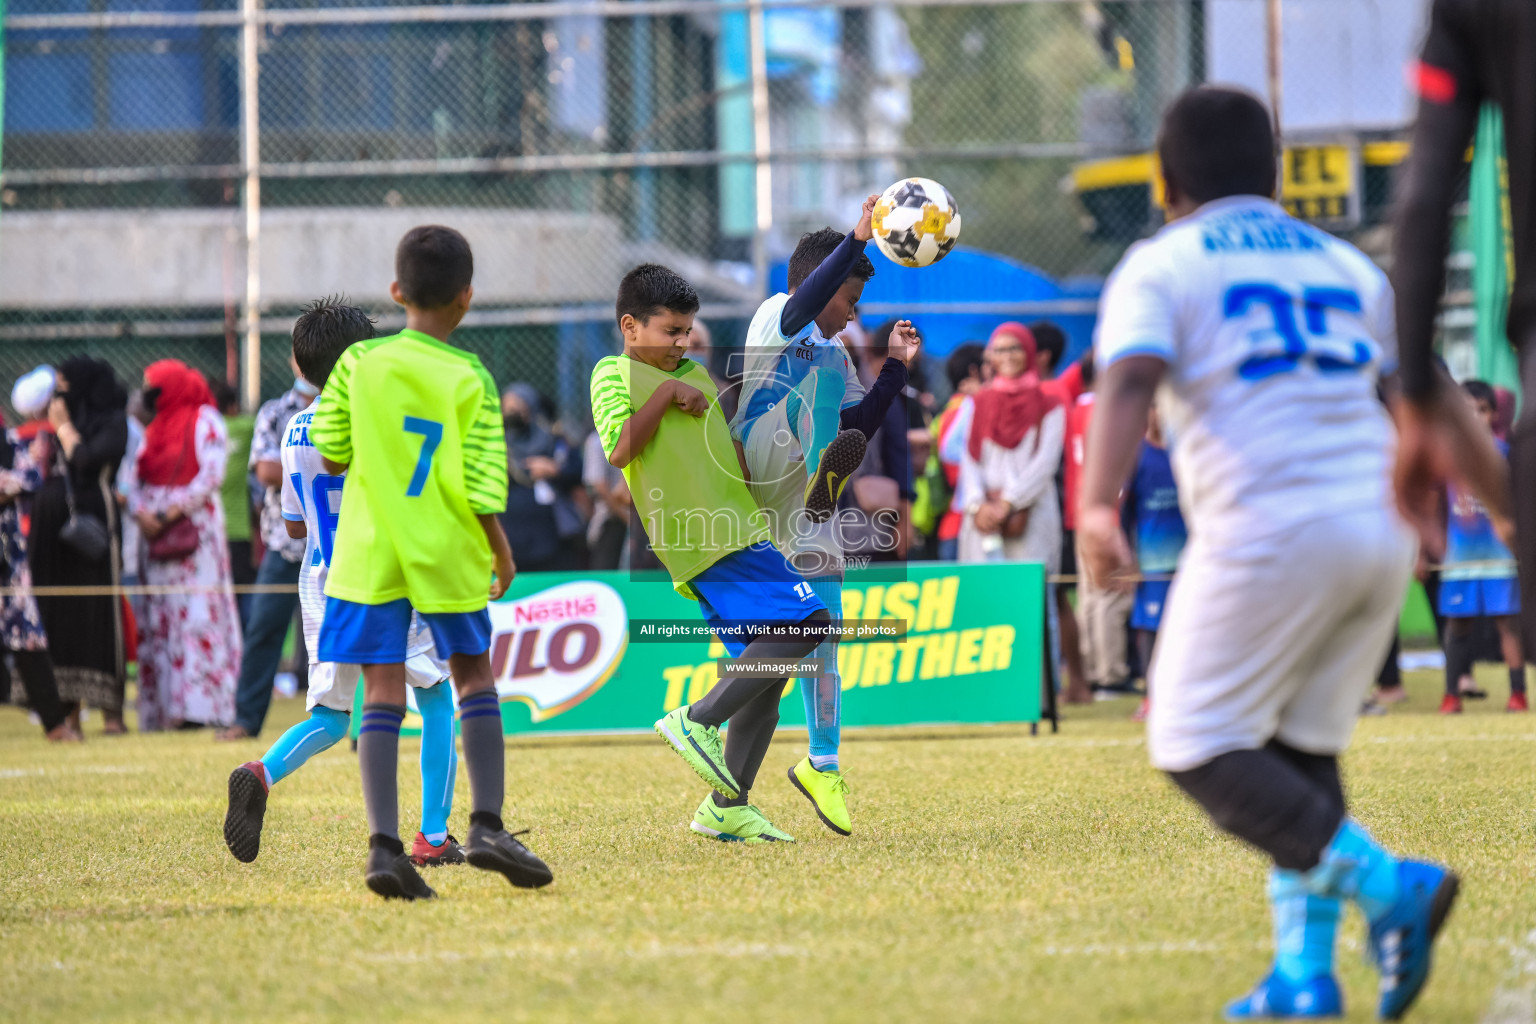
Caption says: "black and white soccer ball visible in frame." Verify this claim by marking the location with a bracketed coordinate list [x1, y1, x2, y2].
[871, 177, 962, 268]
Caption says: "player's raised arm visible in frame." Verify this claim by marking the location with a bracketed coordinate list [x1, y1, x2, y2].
[779, 195, 876, 339]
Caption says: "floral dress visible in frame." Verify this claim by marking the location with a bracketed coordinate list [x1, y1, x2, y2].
[129, 405, 242, 729]
[0, 430, 50, 653]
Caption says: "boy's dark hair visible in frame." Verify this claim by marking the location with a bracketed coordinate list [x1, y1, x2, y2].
[395, 225, 474, 309]
[1028, 321, 1068, 375]
[615, 263, 700, 326]
[1462, 378, 1497, 408]
[292, 296, 376, 390]
[787, 228, 876, 292]
[1158, 86, 1277, 205]
[946, 343, 986, 390]
[210, 379, 240, 414]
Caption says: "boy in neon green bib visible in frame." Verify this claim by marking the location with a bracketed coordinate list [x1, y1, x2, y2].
[591, 264, 831, 843]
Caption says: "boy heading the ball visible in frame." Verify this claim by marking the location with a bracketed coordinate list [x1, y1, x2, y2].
[309, 225, 552, 899]
[1080, 86, 1457, 1020]
[222, 298, 464, 872]
[728, 197, 919, 836]
[591, 263, 832, 843]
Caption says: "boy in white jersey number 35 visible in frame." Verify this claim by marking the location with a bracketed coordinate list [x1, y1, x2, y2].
[1080, 87, 1457, 1021]
[223, 298, 463, 871]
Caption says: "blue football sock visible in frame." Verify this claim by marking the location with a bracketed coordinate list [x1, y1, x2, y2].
[1302, 818, 1402, 922]
[800, 575, 843, 770]
[786, 367, 847, 479]
[1270, 868, 1341, 984]
[258, 705, 350, 786]
[414, 680, 457, 843]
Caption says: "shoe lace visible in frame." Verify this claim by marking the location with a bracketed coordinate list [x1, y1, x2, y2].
[830, 772, 851, 797]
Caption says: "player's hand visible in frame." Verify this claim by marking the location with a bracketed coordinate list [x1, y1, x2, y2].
[671, 381, 709, 417]
[1392, 387, 1511, 561]
[489, 549, 516, 601]
[1078, 502, 1137, 592]
[854, 193, 879, 242]
[887, 320, 921, 366]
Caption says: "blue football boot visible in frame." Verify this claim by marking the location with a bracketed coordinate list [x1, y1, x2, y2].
[1224, 970, 1343, 1020]
[1366, 860, 1459, 1020]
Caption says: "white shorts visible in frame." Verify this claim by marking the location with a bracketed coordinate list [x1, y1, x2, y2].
[306, 648, 450, 714]
[742, 391, 844, 571]
[1147, 507, 1414, 772]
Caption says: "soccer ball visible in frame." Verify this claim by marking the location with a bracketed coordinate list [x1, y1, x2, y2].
[871, 177, 962, 268]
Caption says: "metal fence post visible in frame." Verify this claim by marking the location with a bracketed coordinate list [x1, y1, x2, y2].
[747, 0, 771, 300]
[240, 0, 263, 412]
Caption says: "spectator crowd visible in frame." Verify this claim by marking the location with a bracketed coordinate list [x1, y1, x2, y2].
[4, 317, 1507, 740]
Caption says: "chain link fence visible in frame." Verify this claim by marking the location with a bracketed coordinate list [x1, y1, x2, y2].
[2, 0, 1428, 424]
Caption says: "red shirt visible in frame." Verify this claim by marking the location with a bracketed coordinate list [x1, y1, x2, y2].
[1040, 360, 1085, 409]
[1062, 392, 1094, 531]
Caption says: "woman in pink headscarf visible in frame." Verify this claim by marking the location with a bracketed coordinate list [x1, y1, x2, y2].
[954, 322, 1066, 566]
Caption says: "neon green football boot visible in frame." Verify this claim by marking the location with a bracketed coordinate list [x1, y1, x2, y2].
[690, 795, 795, 843]
[654, 705, 739, 798]
[787, 756, 852, 836]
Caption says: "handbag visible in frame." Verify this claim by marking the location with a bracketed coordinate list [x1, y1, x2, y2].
[58, 465, 112, 562]
[148, 514, 199, 562]
[144, 431, 201, 562]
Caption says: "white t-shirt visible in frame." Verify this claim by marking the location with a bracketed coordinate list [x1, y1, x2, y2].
[730, 292, 866, 444]
[1094, 196, 1397, 547]
[279, 399, 436, 664]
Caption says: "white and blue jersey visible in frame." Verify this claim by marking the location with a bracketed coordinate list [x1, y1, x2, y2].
[1124, 440, 1186, 631]
[731, 292, 866, 445]
[279, 398, 437, 667]
[1440, 439, 1519, 617]
[1095, 196, 1397, 549]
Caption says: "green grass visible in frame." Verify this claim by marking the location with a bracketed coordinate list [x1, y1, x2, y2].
[2, 665, 1533, 1023]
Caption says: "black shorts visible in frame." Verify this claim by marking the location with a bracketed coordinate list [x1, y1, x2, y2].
[1059, 528, 1077, 585]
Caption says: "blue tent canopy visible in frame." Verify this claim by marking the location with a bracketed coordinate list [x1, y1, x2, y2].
[770, 246, 1102, 364]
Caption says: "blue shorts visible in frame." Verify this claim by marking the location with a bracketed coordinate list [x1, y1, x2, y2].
[690, 543, 826, 656]
[1131, 580, 1172, 632]
[1439, 577, 1520, 618]
[318, 597, 492, 663]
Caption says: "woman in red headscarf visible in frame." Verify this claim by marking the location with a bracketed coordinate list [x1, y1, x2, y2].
[954, 322, 1066, 566]
[128, 360, 241, 730]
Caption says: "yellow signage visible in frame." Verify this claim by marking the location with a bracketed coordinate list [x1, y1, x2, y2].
[1281, 145, 1354, 222]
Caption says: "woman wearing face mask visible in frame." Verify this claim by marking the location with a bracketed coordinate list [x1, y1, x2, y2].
[29, 356, 130, 734]
[498, 383, 586, 573]
[130, 360, 241, 730]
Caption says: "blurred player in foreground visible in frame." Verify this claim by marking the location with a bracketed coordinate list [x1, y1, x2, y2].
[593, 264, 832, 843]
[1391, 0, 1521, 638]
[730, 199, 918, 836]
[222, 298, 464, 869]
[1080, 86, 1456, 1020]
[310, 226, 550, 900]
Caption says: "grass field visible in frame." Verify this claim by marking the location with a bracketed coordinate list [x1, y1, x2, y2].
[3, 665, 1534, 1024]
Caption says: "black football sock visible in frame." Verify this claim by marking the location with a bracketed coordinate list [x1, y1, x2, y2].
[712, 684, 784, 808]
[359, 703, 406, 843]
[1512, 666, 1528, 695]
[1444, 627, 1474, 696]
[1167, 742, 1345, 872]
[457, 689, 505, 830]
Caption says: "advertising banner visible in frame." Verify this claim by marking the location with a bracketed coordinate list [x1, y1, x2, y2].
[358, 561, 1043, 737]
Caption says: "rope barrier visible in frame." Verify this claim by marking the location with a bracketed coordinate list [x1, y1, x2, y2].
[0, 559, 1507, 597]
